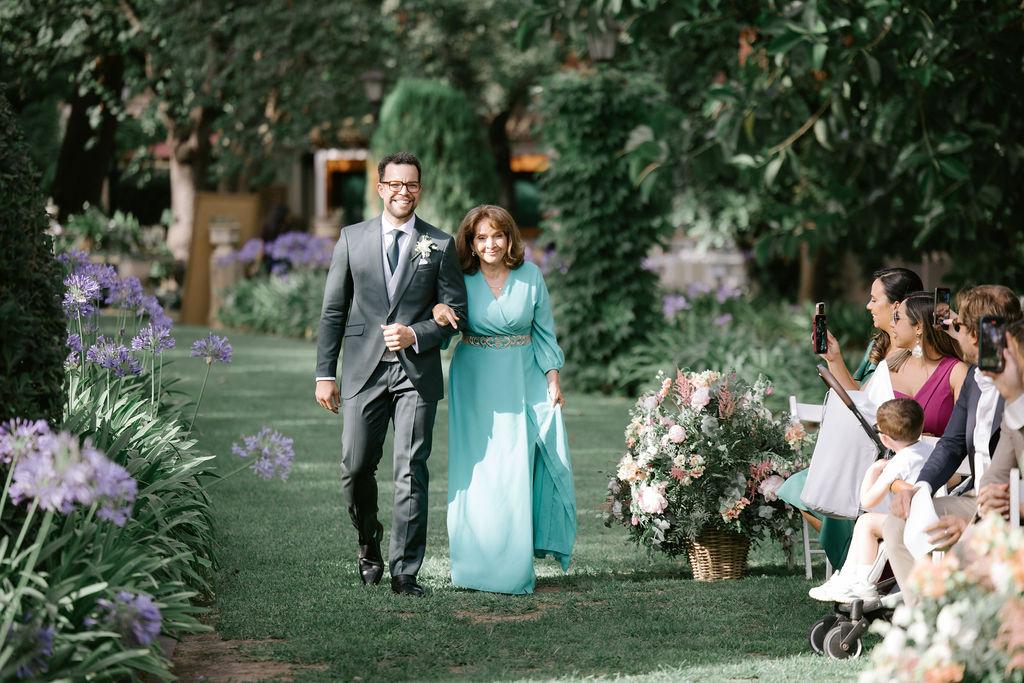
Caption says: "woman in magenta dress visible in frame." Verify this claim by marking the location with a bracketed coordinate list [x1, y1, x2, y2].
[889, 291, 968, 435]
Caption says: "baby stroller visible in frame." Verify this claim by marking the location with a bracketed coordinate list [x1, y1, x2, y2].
[804, 364, 899, 660]
[803, 364, 974, 659]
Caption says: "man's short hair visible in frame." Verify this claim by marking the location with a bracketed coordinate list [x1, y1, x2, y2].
[1007, 319, 1024, 348]
[875, 397, 924, 443]
[377, 152, 421, 182]
[957, 285, 1022, 337]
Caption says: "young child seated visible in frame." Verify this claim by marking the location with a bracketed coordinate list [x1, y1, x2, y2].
[808, 397, 929, 603]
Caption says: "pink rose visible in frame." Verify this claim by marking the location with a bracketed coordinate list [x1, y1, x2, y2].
[758, 474, 785, 502]
[643, 395, 659, 411]
[667, 424, 686, 443]
[636, 483, 669, 514]
[690, 386, 711, 411]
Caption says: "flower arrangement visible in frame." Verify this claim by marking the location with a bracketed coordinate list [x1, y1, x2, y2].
[860, 513, 1024, 683]
[605, 369, 809, 556]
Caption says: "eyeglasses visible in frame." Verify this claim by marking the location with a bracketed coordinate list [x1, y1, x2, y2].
[381, 180, 421, 194]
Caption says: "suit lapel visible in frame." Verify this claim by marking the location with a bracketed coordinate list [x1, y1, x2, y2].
[364, 217, 390, 311]
[388, 218, 424, 314]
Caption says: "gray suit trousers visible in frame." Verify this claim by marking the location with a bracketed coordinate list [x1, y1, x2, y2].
[341, 360, 437, 577]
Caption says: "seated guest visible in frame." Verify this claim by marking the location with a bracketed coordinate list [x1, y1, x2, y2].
[883, 285, 1023, 604]
[809, 398, 929, 602]
[779, 268, 923, 566]
[888, 291, 968, 433]
[977, 319, 1024, 524]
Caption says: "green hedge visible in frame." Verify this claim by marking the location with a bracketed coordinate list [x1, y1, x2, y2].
[538, 69, 671, 393]
[0, 91, 65, 422]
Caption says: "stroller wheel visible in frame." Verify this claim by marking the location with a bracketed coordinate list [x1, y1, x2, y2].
[823, 622, 863, 660]
[809, 614, 840, 655]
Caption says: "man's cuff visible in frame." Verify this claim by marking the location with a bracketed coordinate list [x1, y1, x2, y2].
[411, 329, 419, 354]
[1004, 393, 1024, 431]
[315, 377, 336, 382]
[917, 481, 933, 497]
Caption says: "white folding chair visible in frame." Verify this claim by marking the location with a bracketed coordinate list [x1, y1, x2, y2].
[790, 395, 833, 580]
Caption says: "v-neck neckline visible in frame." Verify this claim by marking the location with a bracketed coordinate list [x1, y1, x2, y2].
[479, 268, 512, 302]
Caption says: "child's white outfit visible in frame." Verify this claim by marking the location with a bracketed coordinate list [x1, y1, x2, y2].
[808, 440, 932, 603]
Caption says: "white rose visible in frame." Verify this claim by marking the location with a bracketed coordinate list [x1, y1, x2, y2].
[636, 483, 669, 514]
[690, 387, 711, 410]
[667, 425, 686, 443]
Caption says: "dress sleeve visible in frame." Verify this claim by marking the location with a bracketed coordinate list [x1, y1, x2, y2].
[531, 269, 565, 373]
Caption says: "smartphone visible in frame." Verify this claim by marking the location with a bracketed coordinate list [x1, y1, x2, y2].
[933, 287, 951, 330]
[977, 315, 1006, 373]
[812, 302, 828, 355]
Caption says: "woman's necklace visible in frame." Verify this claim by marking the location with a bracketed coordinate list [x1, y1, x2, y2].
[481, 267, 509, 294]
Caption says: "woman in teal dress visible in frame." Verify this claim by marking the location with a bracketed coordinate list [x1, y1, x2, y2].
[432, 205, 576, 594]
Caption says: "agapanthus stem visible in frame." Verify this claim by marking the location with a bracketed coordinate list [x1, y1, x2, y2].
[205, 460, 252, 489]
[0, 463, 15, 523]
[157, 354, 164, 413]
[9, 499, 38, 562]
[0, 508, 54, 666]
[188, 362, 213, 434]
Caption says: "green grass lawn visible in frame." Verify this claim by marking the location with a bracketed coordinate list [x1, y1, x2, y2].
[166, 325, 871, 682]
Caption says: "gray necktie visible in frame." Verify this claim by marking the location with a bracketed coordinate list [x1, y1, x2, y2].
[387, 230, 401, 276]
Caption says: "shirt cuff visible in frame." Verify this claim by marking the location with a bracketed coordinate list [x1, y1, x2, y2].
[918, 481, 933, 497]
[1004, 394, 1024, 431]
[315, 377, 336, 382]
[411, 329, 419, 354]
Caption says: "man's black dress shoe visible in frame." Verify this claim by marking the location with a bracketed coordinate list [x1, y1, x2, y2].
[359, 558, 384, 585]
[358, 523, 384, 585]
[390, 574, 425, 597]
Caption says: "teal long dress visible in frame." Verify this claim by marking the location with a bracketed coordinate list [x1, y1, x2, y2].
[446, 262, 576, 595]
[777, 341, 877, 568]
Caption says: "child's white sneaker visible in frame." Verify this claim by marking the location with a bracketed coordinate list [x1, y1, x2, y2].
[808, 572, 855, 602]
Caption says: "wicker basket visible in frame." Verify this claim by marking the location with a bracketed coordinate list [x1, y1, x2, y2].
[685, 528, 750, 581]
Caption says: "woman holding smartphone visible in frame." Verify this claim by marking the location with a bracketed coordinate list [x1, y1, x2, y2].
[778, 267, 923, 568]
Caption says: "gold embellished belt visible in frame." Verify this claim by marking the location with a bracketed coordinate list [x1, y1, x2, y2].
[461, 334, 532, 349]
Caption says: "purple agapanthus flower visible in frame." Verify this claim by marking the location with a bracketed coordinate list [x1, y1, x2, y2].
[687, 281, 713, 298]
[67, 333, 83, 353]
[62, 273, 102, 318]
[641, 256, 659, 273]
[0, 418, 51, 465]
[57, 249, 89, 269]
[662, 294, 691, 319]
[86, 336, 142, 377]
[236, 237, 264, 264]
[265, 231, 332, 270]
[9, 431, 96, 513]
[190, 333, 232, 365]
[84, 262, 119, 291]
[106, 276, 145, 310]
[88, 591, 162, 647]
[231, 427, 295, 481]
[9, 619, 55, 680]
[131, 323, 176, 355]
[713, 313, 734, 327]
[83, 450, 137, 526]
[715, 285, 743, 304]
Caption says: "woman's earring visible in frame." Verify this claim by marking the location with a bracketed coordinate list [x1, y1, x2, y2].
[912, 333, 924, 358]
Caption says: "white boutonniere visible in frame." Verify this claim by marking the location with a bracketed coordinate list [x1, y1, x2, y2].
[412, 235, 437, 264]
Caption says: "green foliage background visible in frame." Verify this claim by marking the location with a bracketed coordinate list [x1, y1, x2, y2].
[0, 92, 65, 422]
[539, 69, 671, 393]
[370, 78, 500, 232]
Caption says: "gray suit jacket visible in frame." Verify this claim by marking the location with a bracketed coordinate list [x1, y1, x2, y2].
[918, 366, 1004, 491]
[315, 216, 467, 402]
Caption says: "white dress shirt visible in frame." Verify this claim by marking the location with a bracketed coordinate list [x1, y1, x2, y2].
[972, 368, 1001, 490]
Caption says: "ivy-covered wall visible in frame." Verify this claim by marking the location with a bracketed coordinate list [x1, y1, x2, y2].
[538, 69, 671, 393]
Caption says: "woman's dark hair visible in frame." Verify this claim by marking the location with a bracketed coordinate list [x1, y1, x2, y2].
[455, 204, 525, 274]
[869, 267, 924, 364]
[901, 291, 964, 361]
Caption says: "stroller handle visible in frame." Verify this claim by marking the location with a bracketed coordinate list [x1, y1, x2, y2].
[816, 364, 889, 457]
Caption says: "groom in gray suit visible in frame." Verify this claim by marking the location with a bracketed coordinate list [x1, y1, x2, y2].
[315, 152, 467, 596]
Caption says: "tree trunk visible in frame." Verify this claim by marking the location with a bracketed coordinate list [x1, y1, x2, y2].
[165, 109, 211, 263]
[488, 110, 515, 215]
[51, 55, 124, 220]
[797, 241, 820, 303]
